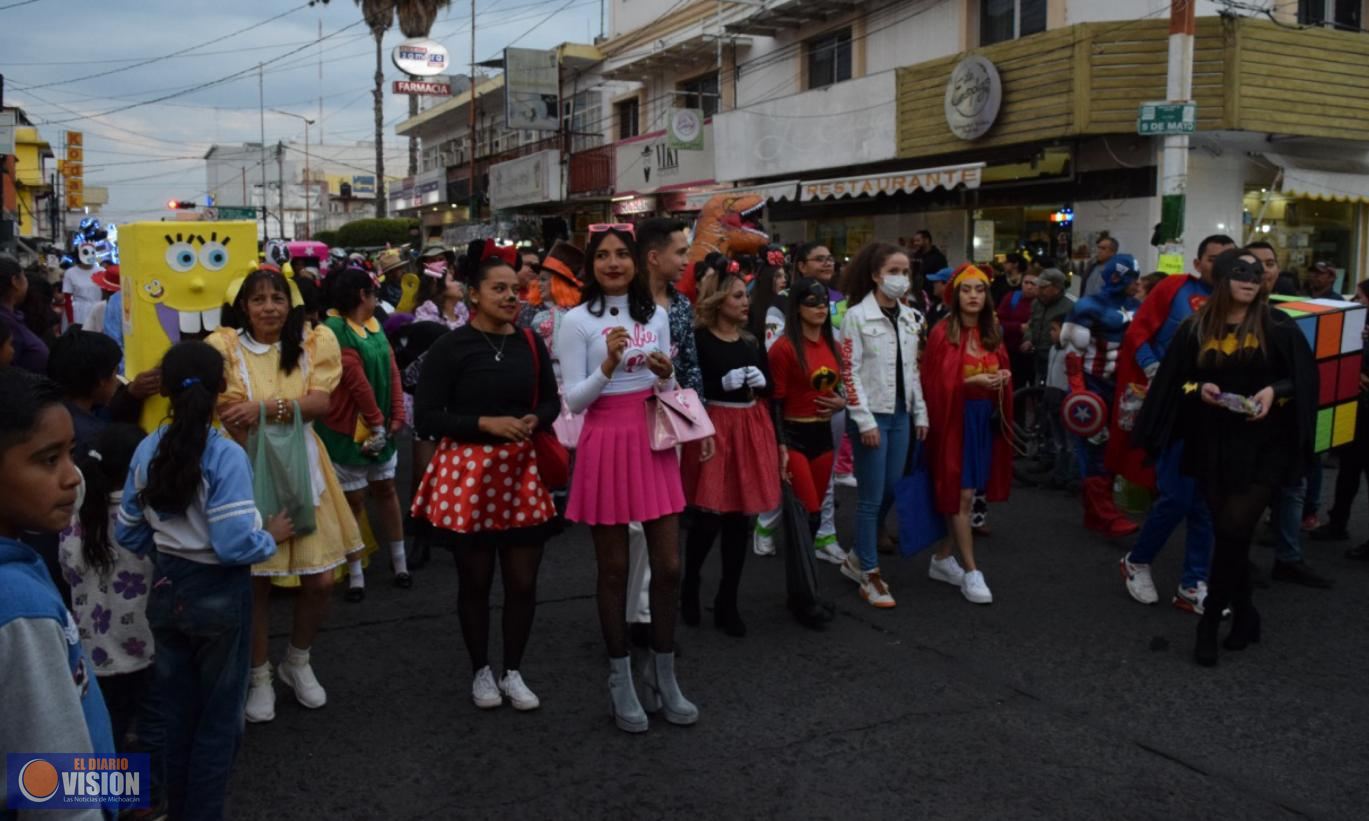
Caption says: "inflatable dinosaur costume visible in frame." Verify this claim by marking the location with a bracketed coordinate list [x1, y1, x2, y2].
[677, 192, 769, 301]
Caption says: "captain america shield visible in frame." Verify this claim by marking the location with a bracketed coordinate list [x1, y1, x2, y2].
[1062, 391, 1107, 438]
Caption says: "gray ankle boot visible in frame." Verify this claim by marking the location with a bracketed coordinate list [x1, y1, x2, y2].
[641, 650, 698, 726]
[607, 655, 648, 733]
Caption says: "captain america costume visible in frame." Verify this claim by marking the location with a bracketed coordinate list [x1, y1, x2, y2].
[1061, 254, 1141, 537]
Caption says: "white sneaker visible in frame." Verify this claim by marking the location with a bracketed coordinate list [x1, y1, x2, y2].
[859, 569, 896, 608]
[1119, 555, 1159, 605]
[752, 525, 776, 557]
[277, 659, 327, 709]
[472, 666, 502, 709]
[834, 473, 857, 488]
[961, 570, 993, 604]
[244, 664, 275, 723]
[839, 551, 863, 584]
[928, 554, 967, 587]
[814, 534, 847, 565]
[499, 670, 541, 711]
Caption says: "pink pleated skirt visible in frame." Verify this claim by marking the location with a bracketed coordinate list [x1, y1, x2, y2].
[567, 389, 685, 526]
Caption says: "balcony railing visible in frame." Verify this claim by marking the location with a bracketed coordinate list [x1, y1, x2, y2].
[568, 143, 614, 196]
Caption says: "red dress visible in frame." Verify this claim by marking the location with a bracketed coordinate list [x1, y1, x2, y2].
[922, 323, 1014, 515]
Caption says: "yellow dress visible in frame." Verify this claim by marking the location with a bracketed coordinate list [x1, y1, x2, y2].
[207, 325, 363, 578]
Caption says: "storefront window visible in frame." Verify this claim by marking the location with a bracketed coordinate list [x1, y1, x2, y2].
[972, 204, 1067, 263]
[1242, 187, 1359, 286]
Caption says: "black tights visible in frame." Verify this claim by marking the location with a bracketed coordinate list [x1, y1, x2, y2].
[1203, 482, 1276, 614]
[592, 516, 681, 658]
[454, 542, 545, 673]
[683, 511, 750, 616]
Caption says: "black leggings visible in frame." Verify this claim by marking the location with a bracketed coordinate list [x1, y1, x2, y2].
[454, 542, 545, 673]
[1203, 481, 1276, 613]
[683, 511, 750, 616]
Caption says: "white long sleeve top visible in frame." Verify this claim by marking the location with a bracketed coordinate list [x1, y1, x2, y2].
[557, 293, 675, 414]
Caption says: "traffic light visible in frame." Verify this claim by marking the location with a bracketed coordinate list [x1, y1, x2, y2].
[167, 200, 198, 210]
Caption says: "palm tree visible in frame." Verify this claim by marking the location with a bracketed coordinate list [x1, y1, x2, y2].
[355, 0, 395, 217]
[397, 1, 452, 178]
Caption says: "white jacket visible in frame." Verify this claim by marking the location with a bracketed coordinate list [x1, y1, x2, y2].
[840, 292, 929, 433]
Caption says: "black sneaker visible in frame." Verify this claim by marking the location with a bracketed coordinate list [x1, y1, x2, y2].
[1271, 560, 1334, 589]
[1309, 524, 1350, 542]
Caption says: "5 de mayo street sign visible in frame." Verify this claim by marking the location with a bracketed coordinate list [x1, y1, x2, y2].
[1138, 102, 1197, 136]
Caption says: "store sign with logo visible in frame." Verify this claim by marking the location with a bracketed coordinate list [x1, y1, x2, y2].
[489, 149, 561, 211]
[613, 196, 655, 216]
[667, 109, 705, 150]
[944, 56, 1001, 141]
[614, 123, 714, 196]
[393, 80, 452, 96]
[800, 162, 986, 202]
[392, 39, 449, 77]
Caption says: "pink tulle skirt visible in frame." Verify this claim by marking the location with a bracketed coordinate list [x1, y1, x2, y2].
[566, 389, 685, 526]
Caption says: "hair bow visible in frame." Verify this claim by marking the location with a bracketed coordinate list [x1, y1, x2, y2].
[766, 250, 785, 268]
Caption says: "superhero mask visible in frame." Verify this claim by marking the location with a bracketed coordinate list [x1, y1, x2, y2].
[1214, 253, 1262, 284]
[792, 277, 829, 308]
[1100, 253, 1139, 297]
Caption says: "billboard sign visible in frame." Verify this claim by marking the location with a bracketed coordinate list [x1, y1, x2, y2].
[393, 79, 452, 96]
[392, 38, 449, 77]
[504, 47, 559, 132]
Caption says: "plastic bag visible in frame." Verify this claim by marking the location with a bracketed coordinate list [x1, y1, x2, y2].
[248, 402, 317, 536]
[780, 482, 835, 628]
[896, 443, 946, 557]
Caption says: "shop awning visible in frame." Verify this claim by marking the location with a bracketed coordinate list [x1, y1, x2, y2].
[673, 180, 800, 212]
[799, 162, 986, 203]
[1267, 152, 1369, 204]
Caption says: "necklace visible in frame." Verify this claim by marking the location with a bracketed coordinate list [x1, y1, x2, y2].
[477, 328, 509, 362]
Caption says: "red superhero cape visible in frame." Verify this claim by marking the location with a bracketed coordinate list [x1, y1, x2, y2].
[1104, 273, 1195, 490]
[923, 322, 1014, 515]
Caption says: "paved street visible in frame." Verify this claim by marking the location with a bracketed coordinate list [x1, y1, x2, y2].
[232, 474, 1369, 820]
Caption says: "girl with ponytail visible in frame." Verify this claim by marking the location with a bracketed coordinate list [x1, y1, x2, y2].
[59, 423, 154, 753]
[115, 341, 292, 820]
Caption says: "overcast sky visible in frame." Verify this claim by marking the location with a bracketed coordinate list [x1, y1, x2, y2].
[2, 0, 600, 223]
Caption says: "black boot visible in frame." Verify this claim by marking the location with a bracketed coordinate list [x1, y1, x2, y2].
[1194, 610, 1221, 667]
[713, 596, 746, 637]
[1223, 606, 1262, 651]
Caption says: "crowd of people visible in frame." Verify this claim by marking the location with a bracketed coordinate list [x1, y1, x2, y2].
[0, 217, 1361, 818]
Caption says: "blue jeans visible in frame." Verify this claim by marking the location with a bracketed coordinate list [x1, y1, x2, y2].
[146, 552, 253, 821]
[848, 398, 910, 572]
[1274, 479, 1306, 564]
[1127, 441, 1213, 589]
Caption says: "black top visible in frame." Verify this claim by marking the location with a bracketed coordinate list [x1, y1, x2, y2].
[414, 324, 559, 443]
[694, 327, 771, 403]
[880, 305, 906, 403]
[1133, 312, 1316, 491]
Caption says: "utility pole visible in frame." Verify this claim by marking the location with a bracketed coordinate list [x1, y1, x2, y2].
[1160, 0, 1195, 250]
[272, 110, 315, 238]
[277, 142, 286, 239]
[468, 0, 478, 224]
[258, 63, 269, 240]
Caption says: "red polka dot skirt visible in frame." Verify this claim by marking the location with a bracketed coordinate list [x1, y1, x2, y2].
[411, 439, 556, 535]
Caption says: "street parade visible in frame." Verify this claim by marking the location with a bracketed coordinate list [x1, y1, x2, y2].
[2, 0, 1369, 818]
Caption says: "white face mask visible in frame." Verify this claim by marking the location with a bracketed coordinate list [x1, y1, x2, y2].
[879, 274, 910, 300]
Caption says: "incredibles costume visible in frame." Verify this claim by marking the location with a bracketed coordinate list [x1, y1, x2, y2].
[922, 265, 1014, 515]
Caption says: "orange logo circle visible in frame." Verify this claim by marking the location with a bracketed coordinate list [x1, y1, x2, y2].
[19, 759, 60, 802]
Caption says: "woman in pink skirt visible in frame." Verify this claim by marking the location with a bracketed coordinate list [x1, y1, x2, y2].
[680, 266, 780, 638]
[557, 224, 701, 733]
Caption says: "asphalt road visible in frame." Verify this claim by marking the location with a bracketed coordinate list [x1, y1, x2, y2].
[230, 468, 1369, 820]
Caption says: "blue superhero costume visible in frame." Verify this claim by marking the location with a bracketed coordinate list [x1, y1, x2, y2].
[1061, 254, 1141, 537]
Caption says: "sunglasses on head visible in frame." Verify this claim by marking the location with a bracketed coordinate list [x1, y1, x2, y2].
[588, 223, 635, 238]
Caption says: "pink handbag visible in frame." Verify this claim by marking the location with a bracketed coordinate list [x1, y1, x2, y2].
[647, 387, 715, 451]
[552, 399, 584, 450]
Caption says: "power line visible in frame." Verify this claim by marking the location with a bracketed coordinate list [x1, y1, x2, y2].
[0, 0, 46, 11]
[13, 2, 317, 92]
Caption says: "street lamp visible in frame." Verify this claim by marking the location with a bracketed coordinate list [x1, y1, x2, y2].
[271, 109, 316, 239]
